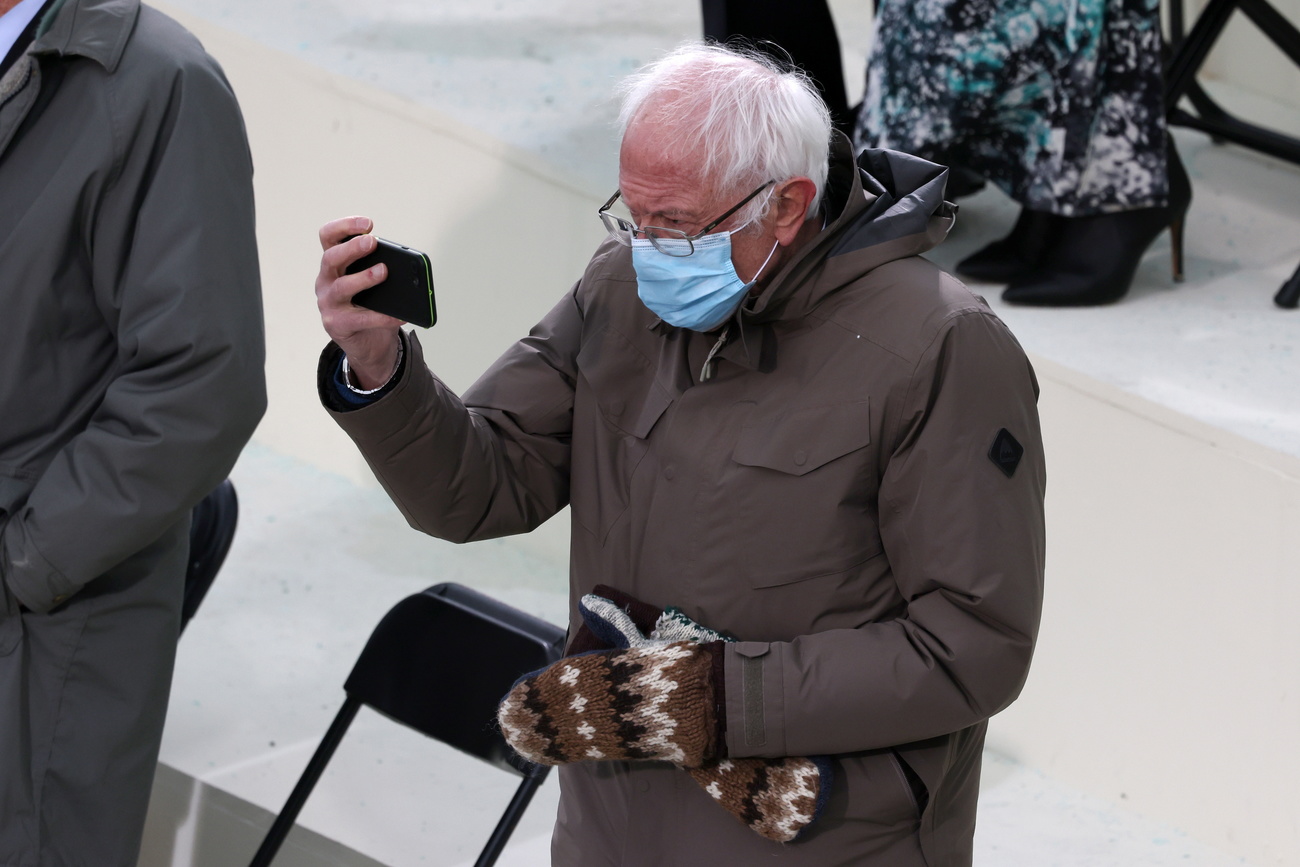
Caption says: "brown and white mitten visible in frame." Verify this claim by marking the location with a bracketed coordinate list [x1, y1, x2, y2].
[497, 641, 722, 768]
[686, 755, 831, 843]
[502, 586, 833, 842]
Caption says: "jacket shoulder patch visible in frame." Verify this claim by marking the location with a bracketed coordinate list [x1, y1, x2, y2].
[988, 428, 1024, 478]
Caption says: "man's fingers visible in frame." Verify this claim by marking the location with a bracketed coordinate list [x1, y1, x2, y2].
[320, 232, 378, 274]
[315, 217, 404, 357]
[317, 263, 387, 307]
[319, 216, 372, 251]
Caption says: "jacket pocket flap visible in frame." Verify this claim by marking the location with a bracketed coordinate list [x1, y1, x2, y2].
[577, 326, 673, 439]
[733, 398, 871, 476]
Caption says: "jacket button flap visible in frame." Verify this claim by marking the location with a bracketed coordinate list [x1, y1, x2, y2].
[732, 641, 771, 658]
[577, 325, 673, 439]
[733, 398, 871, 476]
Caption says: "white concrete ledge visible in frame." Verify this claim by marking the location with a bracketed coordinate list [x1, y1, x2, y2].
[141, 762, 386, 867]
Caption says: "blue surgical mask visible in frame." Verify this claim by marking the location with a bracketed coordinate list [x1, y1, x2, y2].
[633, 231, 779, 332]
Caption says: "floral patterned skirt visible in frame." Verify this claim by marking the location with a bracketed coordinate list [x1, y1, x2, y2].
[854, 0, 1169, 215]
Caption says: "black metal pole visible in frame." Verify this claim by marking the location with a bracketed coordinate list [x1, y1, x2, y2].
[1239, 0, 1300, 64]
[248, 698, 361, 867]
[1164, 0, 1237, 109]
[473, 764, 551, 867]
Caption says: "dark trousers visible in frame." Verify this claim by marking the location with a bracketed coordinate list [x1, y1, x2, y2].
[701, 0, 852, 133]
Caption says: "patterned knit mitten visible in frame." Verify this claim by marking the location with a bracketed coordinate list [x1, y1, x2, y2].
[533, 586, 833, 841]
[498, 641, 722, 768]
[686, 755, 832, 843]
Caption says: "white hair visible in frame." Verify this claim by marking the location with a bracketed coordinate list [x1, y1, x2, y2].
[616, 42, 833, 224]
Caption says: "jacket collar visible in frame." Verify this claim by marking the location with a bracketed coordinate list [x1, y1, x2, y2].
[33, 0, 138, 73]
[644, 133, 955, 378]
[739, 132, 956, 327]
[698, 133, 954, 374]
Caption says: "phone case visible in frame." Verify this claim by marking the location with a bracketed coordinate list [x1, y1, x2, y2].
[347, 238, 437, 328]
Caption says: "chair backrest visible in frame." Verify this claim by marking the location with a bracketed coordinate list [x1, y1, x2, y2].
[344, 582, 566, 776]
[182, 478, 239, 632]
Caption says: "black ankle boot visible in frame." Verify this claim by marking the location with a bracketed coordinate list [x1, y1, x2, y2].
[946, 166, 987, 199]
[956, 208, 1064, 283]
[1001, 140, 1192, 306]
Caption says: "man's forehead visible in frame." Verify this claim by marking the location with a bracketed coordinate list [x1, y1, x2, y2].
[620, 123, 700, 175]
[618, 129, 717, 213]
[615, 177, 714, 219]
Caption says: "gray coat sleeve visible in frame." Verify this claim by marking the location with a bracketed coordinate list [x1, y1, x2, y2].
[725, 307, 1046, 757]
[0, 46, 266, 612]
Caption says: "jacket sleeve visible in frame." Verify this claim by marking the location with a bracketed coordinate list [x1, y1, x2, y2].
[724, 308, 1046, 758]
[323, 288, 582, 543]
[0, 52, 266, 612]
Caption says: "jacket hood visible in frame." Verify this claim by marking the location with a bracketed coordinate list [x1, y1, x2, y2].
[743, 131, 956, 323]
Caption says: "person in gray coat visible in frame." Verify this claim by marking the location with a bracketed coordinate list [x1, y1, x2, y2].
[0, 0, 266, 863]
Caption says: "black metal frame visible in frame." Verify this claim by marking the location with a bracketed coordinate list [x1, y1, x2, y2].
[247, 583, 566, 867]
[246, 697, 552, 867]
[1164, 0, 1300, 307]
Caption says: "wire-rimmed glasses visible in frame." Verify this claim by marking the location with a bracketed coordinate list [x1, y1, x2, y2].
[598, 180, 776, 257]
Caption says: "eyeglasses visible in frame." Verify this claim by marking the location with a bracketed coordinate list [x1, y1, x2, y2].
[598, 180, 776, 257]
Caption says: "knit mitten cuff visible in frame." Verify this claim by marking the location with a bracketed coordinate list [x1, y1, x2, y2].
[567, 584, 661, 655]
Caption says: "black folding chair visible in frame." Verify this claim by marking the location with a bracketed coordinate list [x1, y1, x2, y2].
[182, 478, 239, 633]
[1164, 0, 1300, 307]
[248, 582, 567, 867]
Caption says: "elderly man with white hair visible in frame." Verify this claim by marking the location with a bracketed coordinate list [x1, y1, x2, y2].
[314, 42, 1046, 867]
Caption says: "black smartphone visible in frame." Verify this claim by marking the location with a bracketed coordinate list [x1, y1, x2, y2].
[345, 237, 437, 328]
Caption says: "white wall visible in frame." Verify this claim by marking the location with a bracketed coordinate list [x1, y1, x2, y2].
[165, 7, 1300, 865]
[988, 358, 1300, 867]
[169, 5, 606, 563]
[223, 26, 606, 475]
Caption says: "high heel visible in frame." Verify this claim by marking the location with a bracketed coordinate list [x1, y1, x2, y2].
[956, 208, 1064, 283]
[1001, 137, 1192, 306]
[1170, 213, 1186, 283]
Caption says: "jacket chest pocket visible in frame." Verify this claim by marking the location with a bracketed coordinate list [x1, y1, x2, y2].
[734, 399, 874, 476]
[728, 398, 883, 587]
[570, 326, 673, 543]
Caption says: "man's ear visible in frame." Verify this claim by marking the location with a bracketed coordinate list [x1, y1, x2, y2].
[770, 177, 818, 246]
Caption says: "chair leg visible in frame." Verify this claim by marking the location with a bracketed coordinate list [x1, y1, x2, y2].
[248, 698, 362, 867]
[472, 764, 551, 867]
[1276, 262, 1300, 309]
[1164, 0, 1236, 108]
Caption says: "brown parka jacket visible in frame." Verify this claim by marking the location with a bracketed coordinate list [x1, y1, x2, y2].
[323, 136, 1046, 866]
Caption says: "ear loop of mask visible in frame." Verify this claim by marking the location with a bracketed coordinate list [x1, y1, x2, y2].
[702, 228, 781, 383]
[737, 185, 782, 284]
[745, 239, 780, 286]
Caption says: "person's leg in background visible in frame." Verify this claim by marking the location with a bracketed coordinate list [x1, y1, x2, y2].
[992, 0, 1188, 306]
[701, 0, 853, 135]
[856, 0, 1186, 305]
